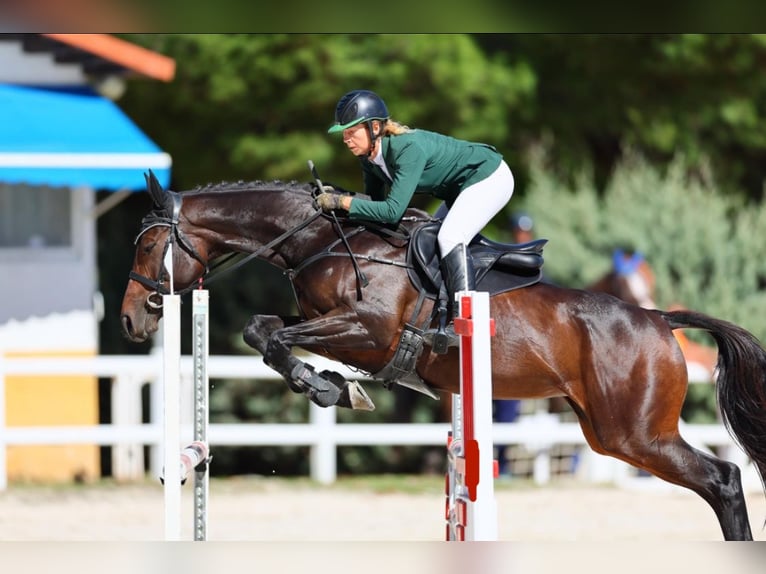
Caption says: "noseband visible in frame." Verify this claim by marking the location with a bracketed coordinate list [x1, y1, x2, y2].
[129, 192, 209, 308]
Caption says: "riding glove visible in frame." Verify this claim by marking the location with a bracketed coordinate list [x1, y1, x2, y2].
[317, 192, 344, 212]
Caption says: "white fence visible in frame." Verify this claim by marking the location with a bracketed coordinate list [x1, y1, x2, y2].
[0, 353, 759, 492]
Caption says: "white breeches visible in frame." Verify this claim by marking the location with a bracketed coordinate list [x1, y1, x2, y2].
[436, 160, 515, 258]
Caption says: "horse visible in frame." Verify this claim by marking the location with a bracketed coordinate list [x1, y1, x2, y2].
[120, 172, 766, 540]
[587, 248, 719, 381]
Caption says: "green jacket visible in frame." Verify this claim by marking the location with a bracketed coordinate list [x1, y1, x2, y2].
[348, 129, 503, 224]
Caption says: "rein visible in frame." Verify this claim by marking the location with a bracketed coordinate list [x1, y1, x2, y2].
[129, 192, 324, 305]
[200, 210, 324, 290]
[130, 181, 429, 311]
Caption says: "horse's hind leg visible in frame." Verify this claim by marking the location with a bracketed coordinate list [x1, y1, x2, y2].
[573, 400, 752, 540]
[636, 436, 750, 540]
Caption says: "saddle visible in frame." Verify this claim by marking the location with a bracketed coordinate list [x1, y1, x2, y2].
[371, 220, 546, 398]
[407, 221, 547, 299]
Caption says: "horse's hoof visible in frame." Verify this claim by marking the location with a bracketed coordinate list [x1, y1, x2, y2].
[343, 381, 375, 411]
[319, 370, 375, 411]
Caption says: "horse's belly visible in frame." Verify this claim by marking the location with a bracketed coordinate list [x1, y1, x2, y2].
[491, 375, 565, 400]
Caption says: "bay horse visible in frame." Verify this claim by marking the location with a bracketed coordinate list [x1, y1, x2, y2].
[587, 248, 719, 381]
[120, 172, 766, 540]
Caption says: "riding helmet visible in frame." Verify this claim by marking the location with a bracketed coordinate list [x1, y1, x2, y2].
[328, 90, 389, 134]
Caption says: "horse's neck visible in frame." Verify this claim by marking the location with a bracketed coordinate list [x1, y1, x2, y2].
[186, 190, 329, 266]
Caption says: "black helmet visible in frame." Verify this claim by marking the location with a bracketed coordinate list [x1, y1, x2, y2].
[328, 90, 389, 134]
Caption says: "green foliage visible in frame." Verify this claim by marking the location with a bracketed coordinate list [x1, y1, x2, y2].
[478, 34, 766, 198]
[682, 384, 719, 424]
[515, 149, 766, 343]
[119, 34, 535, 191]
[121, 34, 766, 200]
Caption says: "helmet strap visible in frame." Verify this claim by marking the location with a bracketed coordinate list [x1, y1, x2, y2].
[366, 120, 382, 157]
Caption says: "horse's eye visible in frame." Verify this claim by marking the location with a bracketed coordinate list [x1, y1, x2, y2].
[143, 241, 157, 255]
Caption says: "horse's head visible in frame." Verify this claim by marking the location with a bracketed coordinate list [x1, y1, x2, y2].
[120, 171, 210, 342]
[586, 248, 658, 309]
[606, 249, 657, 308]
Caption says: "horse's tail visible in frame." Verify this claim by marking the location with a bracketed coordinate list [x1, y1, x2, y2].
[661, 309, 766, 493]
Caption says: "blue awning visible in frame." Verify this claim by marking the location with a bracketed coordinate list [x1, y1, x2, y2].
[0, 84, 171, 191]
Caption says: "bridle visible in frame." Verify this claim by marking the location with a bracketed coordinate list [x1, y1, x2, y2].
[128, 191, 209, 308]
[128, 189, 325, 309]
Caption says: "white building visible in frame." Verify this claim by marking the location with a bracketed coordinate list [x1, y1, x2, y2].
[0, 34, 174, 482]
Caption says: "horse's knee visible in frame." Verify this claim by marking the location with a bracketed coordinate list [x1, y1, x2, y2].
[243, 315, 285, 350]
[245, 314, 285, 333]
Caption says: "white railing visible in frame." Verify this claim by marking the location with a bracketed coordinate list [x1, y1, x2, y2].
[0, 354, 759, 492]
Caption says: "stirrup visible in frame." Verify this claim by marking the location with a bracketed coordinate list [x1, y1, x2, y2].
[426, 305, 458, 355]
[430, 324, 458, 354]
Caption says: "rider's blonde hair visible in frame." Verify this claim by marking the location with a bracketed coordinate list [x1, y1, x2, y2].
[380, 119, 411, 136]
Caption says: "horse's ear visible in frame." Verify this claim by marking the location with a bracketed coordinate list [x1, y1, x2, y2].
[145, 169, 168, 210]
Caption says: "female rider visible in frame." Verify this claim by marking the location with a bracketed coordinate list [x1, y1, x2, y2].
[317, 89, 515, 352]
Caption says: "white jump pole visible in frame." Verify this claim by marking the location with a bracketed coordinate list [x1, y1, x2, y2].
[162, 293, 182, 541]
[192, 289, 210, 541]
[445, 290, 498, 541]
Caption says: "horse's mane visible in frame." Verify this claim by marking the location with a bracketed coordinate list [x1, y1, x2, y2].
[184, 179, 314, 195]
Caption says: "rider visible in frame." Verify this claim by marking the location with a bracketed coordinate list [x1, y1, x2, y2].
[318, 89, 515, 351]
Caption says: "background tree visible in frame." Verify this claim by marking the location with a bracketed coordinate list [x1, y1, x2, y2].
[479, 34, 766, 200]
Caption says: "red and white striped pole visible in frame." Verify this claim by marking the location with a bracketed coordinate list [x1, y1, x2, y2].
[445, 290, 498, 541]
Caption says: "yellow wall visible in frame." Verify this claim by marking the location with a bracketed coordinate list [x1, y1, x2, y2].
[5, 351, 100, 483]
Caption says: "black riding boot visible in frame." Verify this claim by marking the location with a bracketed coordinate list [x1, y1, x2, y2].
[431, 244, 476, 354]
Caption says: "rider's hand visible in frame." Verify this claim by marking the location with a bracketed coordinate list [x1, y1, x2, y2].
[317, 192, 345, 212]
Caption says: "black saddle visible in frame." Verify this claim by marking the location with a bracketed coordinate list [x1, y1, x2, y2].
[407, 221, 547, 299]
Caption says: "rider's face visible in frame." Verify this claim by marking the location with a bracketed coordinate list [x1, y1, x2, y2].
[342, 122, 374, 156]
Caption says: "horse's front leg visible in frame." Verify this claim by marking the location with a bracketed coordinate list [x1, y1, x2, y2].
[242, 314, 298, 355]
[242, 312, 376, 411]
[242, 314, 313, 395]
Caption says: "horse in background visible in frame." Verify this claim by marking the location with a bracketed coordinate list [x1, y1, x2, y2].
[587, 249, 719, 382]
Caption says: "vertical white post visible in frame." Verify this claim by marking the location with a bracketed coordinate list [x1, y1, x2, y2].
[463, 290, 498, 541]
[163, 294, 182, 541]
[111, 375, 144, 480]
[309, 403, 337, 484]
[192, 289, 209, 541]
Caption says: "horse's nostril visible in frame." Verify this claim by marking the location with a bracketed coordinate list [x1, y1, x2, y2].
[120, 314, 133, 336]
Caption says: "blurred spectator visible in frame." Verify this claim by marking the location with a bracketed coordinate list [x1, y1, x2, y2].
[509, 210, 535, 243]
